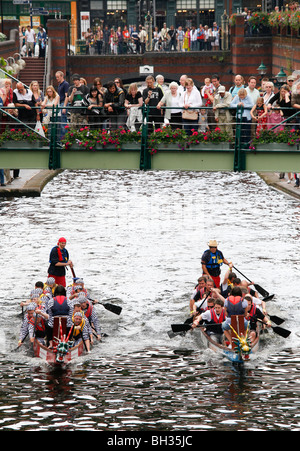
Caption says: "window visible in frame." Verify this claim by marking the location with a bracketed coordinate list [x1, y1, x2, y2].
[176, 0, 197, 7]
[90, 1, 104, 9]
[107, 0, 127, 9]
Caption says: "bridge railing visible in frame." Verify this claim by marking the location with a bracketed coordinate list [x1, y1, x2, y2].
[0, 103, 299, 172]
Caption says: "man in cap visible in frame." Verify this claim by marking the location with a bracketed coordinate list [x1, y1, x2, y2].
[48, 237, 73, 287]
[201, 240, 231, 288]
[66, 74, 89, 128]
[212, 85, 233, 136]
[287, 75, 296, 91]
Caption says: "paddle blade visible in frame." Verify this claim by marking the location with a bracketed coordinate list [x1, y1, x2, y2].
[254, 284, 269, 298]
[262, 294, 275, 302]
[268, 315, 285, 325]
[272, 325, 291, 338]
[171, 324, 192, 333]
[103, 303, 122, 315]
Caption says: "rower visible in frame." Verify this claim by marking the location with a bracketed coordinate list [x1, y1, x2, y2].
[29, 309, 49, 345]
[44, 277, 57, 295]
[221, 286, 248, 347]
[201, 240, 231, 288]
[77, 293, 102, 341]
[245, 295, 271, 344]
[191, 299, 226, 344]
[46, 285, 73, 348]
[68, 278, 87, 301]
[220, 266, 236, 298]
[20, 288, 44, 309]
[48, 237, 73, 287]
[18, 303, 36, 347]
[190, 279, 216, 316]
[70, 311, 91, 352]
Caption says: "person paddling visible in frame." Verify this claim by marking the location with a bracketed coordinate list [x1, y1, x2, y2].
[201, 240, 231, 288]
[48, 237, 73, 287]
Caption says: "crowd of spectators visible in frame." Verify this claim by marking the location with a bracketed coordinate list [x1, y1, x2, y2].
[85, 21, 222, 55]
[0, 68, 300, 187]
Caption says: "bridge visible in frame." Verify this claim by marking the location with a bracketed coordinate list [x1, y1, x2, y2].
[1, 105, 299, 173]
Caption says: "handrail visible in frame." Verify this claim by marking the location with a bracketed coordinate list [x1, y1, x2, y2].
[0, 67, 30, 89]
[0, 104, 299, 172]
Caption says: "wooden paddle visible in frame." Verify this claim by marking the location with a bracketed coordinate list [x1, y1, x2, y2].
[70, 267, 122, 315]
[171, 323, 222, 333]
[90, 298, 122, 315]
[167, 291, 212, 338]
[267, 314, 285, 325]
[257, 318, 291, 338]
[232, 265, 271, 298]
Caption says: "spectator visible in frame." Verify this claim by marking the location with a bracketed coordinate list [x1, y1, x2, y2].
[246, 76, 260, 105]
[263, 81, 275, 105]
[103, 25, 110, 54]
[103, 80, 126, 130]
[180, 77, 202, 135]
[55, 70, 69, 138]
[13, 82, 37, 128]
[157, 81, 182, 129]
[142, 75, 164, 131]
[125, 82, 143, 131]
[167, 25, 177, 51]
[177, 26, 184, 51]
[139, 26, 147, 54]
[66, 74, 89, 129]
[229, 75, 246, 98]
[95, 26, 103, 55]
[230, 88, 254, 147]
[37, 26, 47, 58]
[213, 85, 233, 136]
[25, 25, 35, 57]
[84, 86, 103, 129]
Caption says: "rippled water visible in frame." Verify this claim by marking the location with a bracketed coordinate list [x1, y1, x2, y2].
[0, 170, 299, 431]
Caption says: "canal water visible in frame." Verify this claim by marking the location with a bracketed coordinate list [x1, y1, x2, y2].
[0, 170, 299, 432]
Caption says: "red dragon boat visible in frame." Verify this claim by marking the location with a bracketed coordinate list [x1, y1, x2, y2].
[32, 316, 84, 364]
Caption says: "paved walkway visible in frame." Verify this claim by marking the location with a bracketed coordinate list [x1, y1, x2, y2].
[0, 169, 62, 197]
[258, 172, 300, 201]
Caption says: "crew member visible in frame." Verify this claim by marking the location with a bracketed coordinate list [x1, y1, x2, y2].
[191, 299, 226, 344]
[222, 286, 248, 347]
[246, 295, 271, 344]
[201, 240, 231, 288]
[48, 237, 73, 287]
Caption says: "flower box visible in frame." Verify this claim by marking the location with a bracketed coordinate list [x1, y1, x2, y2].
[189, 142, 231, 151]
[254, 143, 298, 151]
[0, 140, 45, 149]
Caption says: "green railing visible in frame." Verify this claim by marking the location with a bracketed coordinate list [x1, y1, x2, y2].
[0, 104, 299, 172]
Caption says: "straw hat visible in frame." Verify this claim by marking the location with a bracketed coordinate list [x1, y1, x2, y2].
[208, 240, 218, 247]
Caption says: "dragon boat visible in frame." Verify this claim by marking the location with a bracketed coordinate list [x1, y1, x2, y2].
[196, 315, 260, 363]
[32, 316, 84, 364]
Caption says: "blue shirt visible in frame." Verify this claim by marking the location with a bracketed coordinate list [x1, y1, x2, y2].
[230, 94, 254, 121]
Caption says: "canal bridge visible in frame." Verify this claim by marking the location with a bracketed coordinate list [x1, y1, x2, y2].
[1, 105, 299, 173]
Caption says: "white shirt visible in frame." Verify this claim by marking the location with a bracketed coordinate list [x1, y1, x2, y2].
[246, 87, 260, 104]
[25, 29, 35, 43]
[179, 88, 202, 110]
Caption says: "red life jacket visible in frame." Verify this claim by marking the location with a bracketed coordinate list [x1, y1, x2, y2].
[226, 295, 245, 316]
[52, 295, 69, 317]
[84, 300, 93, 319]
[210, 307, 226, 324]
[248, 303, 257, 319]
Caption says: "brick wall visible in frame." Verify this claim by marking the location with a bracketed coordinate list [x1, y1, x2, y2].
[66, 52, 233, 89]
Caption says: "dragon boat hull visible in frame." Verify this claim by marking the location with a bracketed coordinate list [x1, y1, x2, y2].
[196, 315, 260, 363]
[32, 316, 84, 364]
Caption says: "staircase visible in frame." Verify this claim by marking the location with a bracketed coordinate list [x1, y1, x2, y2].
[18, 57, 45, 92]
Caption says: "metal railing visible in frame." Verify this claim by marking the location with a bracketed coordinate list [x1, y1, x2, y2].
[0, 103, 299, 172]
